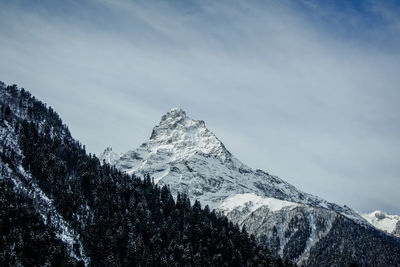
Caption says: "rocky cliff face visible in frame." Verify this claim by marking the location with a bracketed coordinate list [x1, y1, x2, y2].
[102, 108, 400, 265]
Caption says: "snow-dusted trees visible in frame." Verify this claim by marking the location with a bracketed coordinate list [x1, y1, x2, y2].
[1, 82, 289, 266]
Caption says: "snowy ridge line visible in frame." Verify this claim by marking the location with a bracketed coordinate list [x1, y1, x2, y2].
[101, 107, 382, 263]
[219, 193, 299, 213]
[101, 108, 367, 224]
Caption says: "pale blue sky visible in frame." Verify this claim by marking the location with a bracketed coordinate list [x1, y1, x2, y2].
[1, 0, 399, 214]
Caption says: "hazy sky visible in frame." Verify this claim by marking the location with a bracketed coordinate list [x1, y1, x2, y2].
[1, 0, 399, 214]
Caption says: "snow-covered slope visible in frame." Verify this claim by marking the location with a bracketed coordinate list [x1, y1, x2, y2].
[103, 108, 375, 263]
[361, 210, 400, 237]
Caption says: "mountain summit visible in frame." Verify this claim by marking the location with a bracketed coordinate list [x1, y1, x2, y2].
[107, 109, 336, 210]
[148, 107, 231, 161]
[105, 108, 358, 213]
[101, 108, 400, 265]
[158, 107, 187, 126]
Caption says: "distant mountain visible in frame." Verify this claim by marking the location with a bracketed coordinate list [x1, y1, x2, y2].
[98, 146, 120, 165]
[0, 82, 287, 266]
[361, 210, 400, 237]
[103, 107, 400, 266]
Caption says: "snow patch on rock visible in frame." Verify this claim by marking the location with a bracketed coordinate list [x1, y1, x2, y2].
[220, 193, 299, 213]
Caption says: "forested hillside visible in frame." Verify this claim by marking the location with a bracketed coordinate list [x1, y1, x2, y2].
[0, 82, 288, 266]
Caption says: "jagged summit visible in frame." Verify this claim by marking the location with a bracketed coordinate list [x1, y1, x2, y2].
[147, 108, 230, 162]
[152, 107, 204, 137]
[159, 107, 187, 125]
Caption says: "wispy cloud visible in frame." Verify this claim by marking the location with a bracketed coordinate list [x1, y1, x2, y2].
[0, 0, 399, 214]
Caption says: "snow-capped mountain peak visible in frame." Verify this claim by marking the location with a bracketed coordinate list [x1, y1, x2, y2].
[137, 107, 231, 163]
[107, 109, 364, 217]
[103, 108, 376, 263]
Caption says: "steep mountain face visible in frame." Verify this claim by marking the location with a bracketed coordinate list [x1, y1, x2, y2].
[104, 107, 400, 266]
[361, 211, 400, 237]
[106, 108, 361, 216]
[1, 83, 287, 266]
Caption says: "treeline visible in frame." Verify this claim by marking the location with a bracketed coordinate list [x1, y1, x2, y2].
[0, 82, 290, 266]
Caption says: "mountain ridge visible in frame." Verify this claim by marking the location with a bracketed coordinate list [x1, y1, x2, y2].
[101, 107, 400, 265]
[101, 108, 365, 220]
[1, 83, 288, 266]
